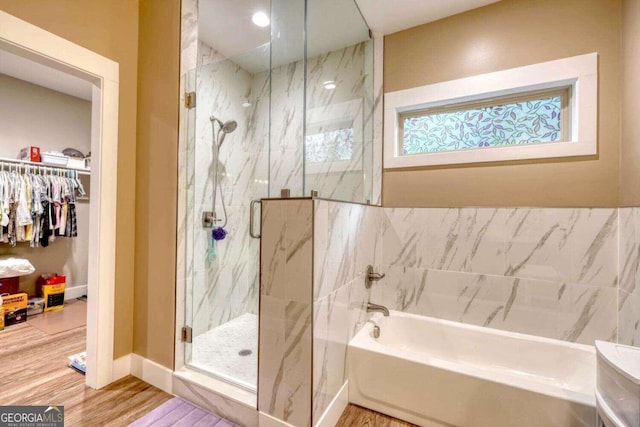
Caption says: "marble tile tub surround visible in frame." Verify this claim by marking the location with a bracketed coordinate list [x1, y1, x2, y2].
[373, 207, 620, 345]
[258, 199, 383, 426]
[259, 199, 314, 427]
[618, 208, 640, 346]
[312, 200, 383, 425]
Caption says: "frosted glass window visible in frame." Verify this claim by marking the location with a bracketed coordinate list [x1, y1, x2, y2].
[400, 88, 570, 155]
[305, 128, 354, 162]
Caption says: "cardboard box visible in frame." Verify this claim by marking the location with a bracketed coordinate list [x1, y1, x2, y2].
[18, 146, 41, 162]
[5, 307, 26, 326]
[2, 293, 28, 311]
[2, 293, 28, 327]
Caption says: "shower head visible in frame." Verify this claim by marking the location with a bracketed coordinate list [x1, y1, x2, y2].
[210, 116, 238, 147]
[222, 120, 237, 134]
[210, 116, 238, 134]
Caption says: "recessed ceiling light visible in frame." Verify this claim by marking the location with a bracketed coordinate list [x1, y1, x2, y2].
[242, 100, 252, 108]
[323, 80, 337, 90]
[252, 11, 270, 27]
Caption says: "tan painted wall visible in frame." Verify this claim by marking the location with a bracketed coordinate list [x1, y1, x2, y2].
[0, 0, 139, 358]
[621, 0, 640, 206]
[134, 0, 180, 369]
[383, 0, 621, 207]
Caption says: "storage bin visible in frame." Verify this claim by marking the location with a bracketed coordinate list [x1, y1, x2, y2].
[27, 297, 44, 316]
[0, 277, 19, 295]
[40, 152, 68, 166]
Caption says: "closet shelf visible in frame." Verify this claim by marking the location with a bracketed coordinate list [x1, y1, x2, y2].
[0, 156, 90, 176]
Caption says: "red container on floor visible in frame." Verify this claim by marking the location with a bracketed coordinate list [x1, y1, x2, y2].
[0, 276, 19, 295]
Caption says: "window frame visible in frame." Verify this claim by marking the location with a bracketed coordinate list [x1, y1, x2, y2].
[398, 87, 572, 155]
[384, 53, 598, 168]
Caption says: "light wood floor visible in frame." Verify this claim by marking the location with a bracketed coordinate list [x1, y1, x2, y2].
[0, 322, 172, 426]
[336, 404, 419, 427]
[1, 317, 416, 426]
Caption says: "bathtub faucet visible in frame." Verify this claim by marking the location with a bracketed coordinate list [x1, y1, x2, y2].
[367, 302, 390, 317]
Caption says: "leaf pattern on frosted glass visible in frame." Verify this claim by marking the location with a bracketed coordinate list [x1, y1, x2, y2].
[403, 95, 563, 155]
[305, 128, 354, 162]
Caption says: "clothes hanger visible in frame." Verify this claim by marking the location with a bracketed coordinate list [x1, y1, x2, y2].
[74, 171, 86, 197]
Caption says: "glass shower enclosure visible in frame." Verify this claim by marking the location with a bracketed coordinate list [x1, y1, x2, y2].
[180, 0, 374, 395]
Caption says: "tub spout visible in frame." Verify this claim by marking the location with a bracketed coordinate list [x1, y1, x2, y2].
[367, 302, 389, 317]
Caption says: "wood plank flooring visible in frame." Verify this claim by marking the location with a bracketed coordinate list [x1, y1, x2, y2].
[1, 318, 418, 426]
[0, 322, 172, 426]
[336, 404, 419, 427]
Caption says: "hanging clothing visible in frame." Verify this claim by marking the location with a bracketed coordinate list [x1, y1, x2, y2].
[0, 167, 82, 248]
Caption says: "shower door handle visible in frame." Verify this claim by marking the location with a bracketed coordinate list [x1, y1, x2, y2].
[250, 200, 261, 239]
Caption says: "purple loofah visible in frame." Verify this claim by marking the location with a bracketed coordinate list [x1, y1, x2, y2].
[212, 226, 228, 241]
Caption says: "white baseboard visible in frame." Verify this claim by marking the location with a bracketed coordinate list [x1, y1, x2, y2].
[130, 354, 174, 394]
[315, 380, 349, 427]
[259, 412, 296, 427]
[112, 354, 131, 382]
[65, 284, 87, 300]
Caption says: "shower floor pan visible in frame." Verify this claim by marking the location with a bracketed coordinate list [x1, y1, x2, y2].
[190, 312, 257, 392]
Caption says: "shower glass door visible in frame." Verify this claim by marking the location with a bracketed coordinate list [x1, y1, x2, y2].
[181, 0, 372, 395]
[183, 0, 274, 393]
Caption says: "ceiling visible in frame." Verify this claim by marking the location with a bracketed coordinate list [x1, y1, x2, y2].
[198, 0, 500, 73]
[199, 0, 271, 71]
[199, 0, 369, 73]
[355, 0, 501, 35]
[0, 48, 93, 101]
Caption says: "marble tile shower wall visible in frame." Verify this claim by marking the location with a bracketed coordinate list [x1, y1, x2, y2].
[190, 40, 268, 336]
[618, 208, 640, 346]
[268, 41, 371, 200]
[372, 208, 619, 345]
[305, 42, 370, 202]
[312, 201, 382, 425]
[188, 38, 374, 337]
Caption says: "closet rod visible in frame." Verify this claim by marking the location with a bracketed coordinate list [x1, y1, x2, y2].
[0, 156, 90, 176]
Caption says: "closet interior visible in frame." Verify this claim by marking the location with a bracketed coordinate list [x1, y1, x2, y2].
[0, 49, 93, 374]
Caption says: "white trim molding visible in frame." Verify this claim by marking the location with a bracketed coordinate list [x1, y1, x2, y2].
[384, 53, 598, 168]
[0, 10, 119, 389]
[64, 284, 88, 301]
[112, 354, 132, 383]
[131, 354, 174, 394]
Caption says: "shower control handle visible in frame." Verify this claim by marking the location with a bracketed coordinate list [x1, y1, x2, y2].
[250, 200, 261, 239]
[202, 211, 216, 228]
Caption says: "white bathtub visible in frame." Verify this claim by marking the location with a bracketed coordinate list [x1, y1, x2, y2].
[348, 311, 597, 427]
